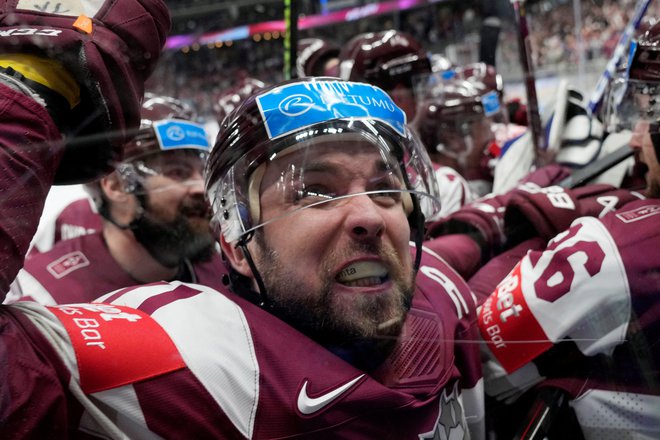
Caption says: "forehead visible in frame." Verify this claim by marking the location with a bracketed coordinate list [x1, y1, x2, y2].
[140, 149, 207, 164]
[262, 137, 394, 178]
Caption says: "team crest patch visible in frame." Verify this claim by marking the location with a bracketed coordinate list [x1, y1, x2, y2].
[47, 251, 90, 279]
[418, 383, 467, 440]
[615, 204, 660, 223]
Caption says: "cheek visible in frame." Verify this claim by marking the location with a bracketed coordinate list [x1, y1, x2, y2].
[386, 211, 413, 251]
[262, 212, 334, 261]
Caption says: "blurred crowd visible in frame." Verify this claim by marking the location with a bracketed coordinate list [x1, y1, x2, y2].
[149, 0, 659, 120]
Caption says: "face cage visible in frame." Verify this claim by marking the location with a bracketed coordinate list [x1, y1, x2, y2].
[604, 77, 660, 132]
[208, 119, 441, 245]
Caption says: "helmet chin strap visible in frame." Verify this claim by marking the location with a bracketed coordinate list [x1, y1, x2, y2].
[103, 186, 147, 231]
[651, 121, 660, 163]
[236, 232, 272, 309]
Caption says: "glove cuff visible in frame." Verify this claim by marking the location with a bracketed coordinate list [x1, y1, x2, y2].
[0, 53, 79, 108]
[0, 65, 72, 132]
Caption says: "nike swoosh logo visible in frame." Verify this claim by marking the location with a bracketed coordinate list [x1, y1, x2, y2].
[297, 374, 365, 415]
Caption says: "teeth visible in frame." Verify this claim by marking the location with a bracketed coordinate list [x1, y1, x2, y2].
[336, 261, 388, 284]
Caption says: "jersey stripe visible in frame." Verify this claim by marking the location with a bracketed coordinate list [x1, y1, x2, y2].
[108, 282, 260, 438]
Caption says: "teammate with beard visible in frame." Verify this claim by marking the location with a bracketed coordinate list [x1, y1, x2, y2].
[0, 75, 484, 438]
[5, 93, 224, 305]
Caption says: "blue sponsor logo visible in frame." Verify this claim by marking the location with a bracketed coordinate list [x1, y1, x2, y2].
[482, 91, 501, 117]
[153, 120, 210, 151]
[256, 80, 406, 139]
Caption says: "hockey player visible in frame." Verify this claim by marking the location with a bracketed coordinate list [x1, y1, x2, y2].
[413, 75, 513, 197]
[0, 54, 485, 438]
[214, 76, 267, 126]
[476, 23, 660, 439]
[296, 37, 341, 77]
[5, 94, 224, 305]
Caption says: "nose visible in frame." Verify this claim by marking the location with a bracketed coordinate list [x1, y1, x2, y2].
[184, 169, 205, 194]
[343, 194, 385, 241]
[630, 120, 650, 150]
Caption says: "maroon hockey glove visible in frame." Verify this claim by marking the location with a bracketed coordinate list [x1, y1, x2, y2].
[0, 0, 170, 183]
[427, 192, 510, 266]
[504, 183, 644, 244]
[426, 164, 570, 262]
[423, 234, 484, 280]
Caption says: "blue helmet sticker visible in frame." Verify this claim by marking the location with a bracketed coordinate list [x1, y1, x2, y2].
[256, 80, 407, 139]
[481, 91, 502, 117]
[153, 120, 211, 151]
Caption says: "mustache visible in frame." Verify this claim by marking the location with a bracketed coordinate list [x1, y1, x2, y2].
[179, 196, 212, 219]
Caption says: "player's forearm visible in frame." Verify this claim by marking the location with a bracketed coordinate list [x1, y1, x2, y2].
[0, 84, 64, 296]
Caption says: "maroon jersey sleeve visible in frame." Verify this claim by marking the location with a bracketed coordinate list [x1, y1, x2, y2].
[0, 85, 64, 295]
[0, 306, 80, 438]
[478, 199, 660, 438]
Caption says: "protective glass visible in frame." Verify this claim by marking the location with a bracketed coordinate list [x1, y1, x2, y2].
[604, 76, 660, 132]
[118, 149, 208, 194]
[209, 119, 441, 243]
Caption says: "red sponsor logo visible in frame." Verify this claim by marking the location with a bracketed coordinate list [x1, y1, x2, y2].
[615, 205, 660, 223]
[47, 251, 90, 278]
[48, 304, 185, 393]
[479, 263, 551, 373]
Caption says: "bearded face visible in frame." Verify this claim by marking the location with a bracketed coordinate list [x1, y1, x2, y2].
[133, 191, 215, 267]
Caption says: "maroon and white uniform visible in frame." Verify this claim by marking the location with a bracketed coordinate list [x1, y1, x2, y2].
[30, 195, 102, 255]
[6, 232, 226, 304]
[433, 165, 476, 220]
[479, 199, 660, 439]
[1, 246, 484, 439]
[0, 86, 484, 438]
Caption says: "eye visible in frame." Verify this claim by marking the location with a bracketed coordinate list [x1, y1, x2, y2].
[369, 176, 404, 205]
[294, 184, 336, 205]
[161, 164, 195, 181]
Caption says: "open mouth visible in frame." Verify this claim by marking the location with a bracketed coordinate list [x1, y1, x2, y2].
[336, 261, 390, 287]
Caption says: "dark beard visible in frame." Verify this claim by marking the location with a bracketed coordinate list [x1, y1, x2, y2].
[253, 232, 415, 367]
[132, 210, 215, 268]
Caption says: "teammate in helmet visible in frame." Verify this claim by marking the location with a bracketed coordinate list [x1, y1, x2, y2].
[0, 74, 486, 437]
[413, 75, 511, 196]
[474, 23, 660, 439]
[621, 21, 660, 197]
[338, 29, 433, 120]
[296, 37, 341, 77]
[6, 93, 226, 305]
[214, 76, 267, 126]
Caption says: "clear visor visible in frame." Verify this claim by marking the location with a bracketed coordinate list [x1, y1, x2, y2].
[603, 77, 660, 132]
[117, 149, 208, 195]
[210, 121, 441, 243]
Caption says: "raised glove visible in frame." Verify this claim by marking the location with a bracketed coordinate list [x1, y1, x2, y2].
[0, 0, 170, 183]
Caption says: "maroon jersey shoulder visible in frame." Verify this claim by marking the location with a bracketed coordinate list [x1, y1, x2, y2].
[21, 233, 141, 303]
[54, 198, 102, 243]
